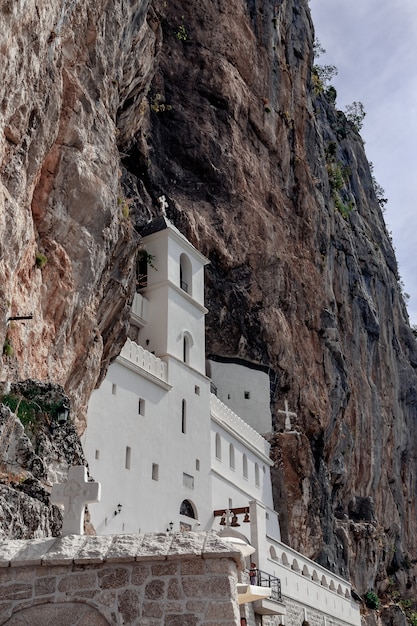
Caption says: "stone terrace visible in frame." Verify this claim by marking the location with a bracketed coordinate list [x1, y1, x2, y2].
[0, 531, 244, 625]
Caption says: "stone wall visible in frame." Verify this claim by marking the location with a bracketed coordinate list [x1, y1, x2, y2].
[0, 532, 243, 625]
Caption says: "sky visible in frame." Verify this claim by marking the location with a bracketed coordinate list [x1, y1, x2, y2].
[309, 0, 417, 324]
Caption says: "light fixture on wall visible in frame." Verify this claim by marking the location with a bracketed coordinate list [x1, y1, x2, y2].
[166, 521, 174, 532]
[114, 504, 122, 516]
[57, 401, 70, 424]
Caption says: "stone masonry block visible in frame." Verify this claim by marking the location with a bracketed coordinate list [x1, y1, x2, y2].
[210, 575, 235, 597]
[144, 578, 165, 599]
[0, 583, 32, 601]
[0, 540, 27, 567]
[34, 575, 56, 596]
[0, 602, 13, 623]
[165, 615, 198, 626]
[167, 578, 182, 600]
[12, 538, 57, 567]
[204, 622, 239, 626]
[168, 532, 205, 558]
[0, 570, 13, 583]
[106, 534, 144, 563]
[74, 535, 114, 564]
[131, 563, 150, 586]
[163, 600, 183, 613]
[151, 562, 178, 577]
[185, 600, 207, 613]
[42, 535, 87, 565]
[181, 576, 207, 598]
[98, 566, 129, 589]
[180, 559, 205, 575]
[142, 601, 163, 618]
[205, 599, 237, 620]
[205, 558, 237, 574]
[12, 567, 34, 582]
[118, 588, 140, 624]
[57, 571, 97, 592]
[136, 533, 173, 561]
[35, 564, 69, 577]
[96, 589, 117, 609]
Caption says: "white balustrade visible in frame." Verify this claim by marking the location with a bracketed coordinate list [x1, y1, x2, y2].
[266, 536, 360, 623]
[210, 395, 270, 458]
[120, 338, 168, 383]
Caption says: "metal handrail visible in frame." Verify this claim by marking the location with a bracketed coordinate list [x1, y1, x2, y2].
[256, 570, 282, 602]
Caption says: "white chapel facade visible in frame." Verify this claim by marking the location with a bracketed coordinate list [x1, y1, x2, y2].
[83, 215, 361, 625]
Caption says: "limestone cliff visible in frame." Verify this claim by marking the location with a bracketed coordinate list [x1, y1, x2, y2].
[1, 0, 416, 609]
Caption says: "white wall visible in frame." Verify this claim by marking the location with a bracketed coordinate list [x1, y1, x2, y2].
[83, 351, 212, 535]
[209, 360, 272, 433]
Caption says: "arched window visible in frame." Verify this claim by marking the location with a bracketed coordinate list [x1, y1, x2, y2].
[183, 335, 189, 363]
[181, 331, 194, 365]
[229, 444, 235, 470]
[242, 454, 248, 479]
[255, 463, 260, 486]
[180, 499, 196, 519]
[215, 433, 222, 460]
[181, 400, 186, 433]
[136, 251, 148, 289]
[180, 253, 192, 295]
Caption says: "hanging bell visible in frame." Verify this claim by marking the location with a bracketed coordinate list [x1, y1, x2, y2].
[219, 515, 226, 526]
[243, 511, 250, 523]
[230, 514, 240, 527]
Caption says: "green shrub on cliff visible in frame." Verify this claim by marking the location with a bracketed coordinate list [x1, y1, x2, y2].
[364, 590, 380, 609]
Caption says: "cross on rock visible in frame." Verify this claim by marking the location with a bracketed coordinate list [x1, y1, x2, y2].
[51, 466, 101, 536]
[277, 400, 297, 431]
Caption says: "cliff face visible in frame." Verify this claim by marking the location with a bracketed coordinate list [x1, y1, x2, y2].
[1, 0, 416, 604]
[0, 0, 158, 426]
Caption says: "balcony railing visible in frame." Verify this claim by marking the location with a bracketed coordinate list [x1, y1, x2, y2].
[119, 339, 168, 383]
[256, 570, 282, 602]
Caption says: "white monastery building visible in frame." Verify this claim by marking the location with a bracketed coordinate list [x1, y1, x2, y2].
[83, 214, 361, 625]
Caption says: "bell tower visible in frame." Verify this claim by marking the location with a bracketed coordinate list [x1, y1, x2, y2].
[136, 214, 208, 376]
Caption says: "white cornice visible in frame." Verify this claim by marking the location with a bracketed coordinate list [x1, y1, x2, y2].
[140, 281, 208, 314]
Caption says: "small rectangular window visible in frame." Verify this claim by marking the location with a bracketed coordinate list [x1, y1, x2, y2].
[95, 450, 100, 460]
[183, 473, 194, 489]
[196, 459, 200, 471]
[194, 385, 200, 395]
[125, 446, 131, 469]
[138, 398, 145, 416]
[112, 384, 117, 395]
[152, 463, 159, 481]
[181, 399, 186, 433]
[244, 391, 250, 399]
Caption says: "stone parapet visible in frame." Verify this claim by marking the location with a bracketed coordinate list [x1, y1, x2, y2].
[0, 532, 243, 625]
